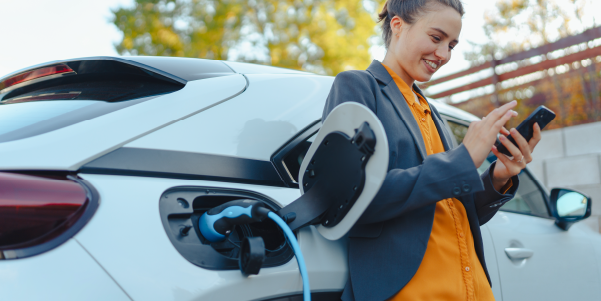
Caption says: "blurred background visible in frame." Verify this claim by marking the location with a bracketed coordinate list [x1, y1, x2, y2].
[1, 0, 601, 226]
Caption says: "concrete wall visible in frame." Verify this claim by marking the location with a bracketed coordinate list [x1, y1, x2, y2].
[529, 121, 601, 229]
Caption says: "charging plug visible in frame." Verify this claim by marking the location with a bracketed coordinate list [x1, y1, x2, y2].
[199, 199, 271, 242]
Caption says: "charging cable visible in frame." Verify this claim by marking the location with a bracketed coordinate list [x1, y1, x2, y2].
[267, 211, 310, 301]
[199, 200, 311, 301]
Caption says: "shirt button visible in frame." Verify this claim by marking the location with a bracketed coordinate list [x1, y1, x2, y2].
[459, 232, 464, 238]
[465, 267, 470, 272]
[422, 118, 425, 121]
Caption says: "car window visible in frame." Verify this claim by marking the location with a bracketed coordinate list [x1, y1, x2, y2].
[447, 119, 469, 145]
[446, 120, 550, 218]
[0, 94, 161, 143]
[271, 121, 320, 187]
[280, 132, 318, 183]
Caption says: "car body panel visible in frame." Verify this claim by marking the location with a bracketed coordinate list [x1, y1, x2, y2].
[223, 61, 311, 75]
[0, 239, 130, 301]
[126, 74, 333, 161]
[0, 74, 246, 170]
[480, 224, 503, 299]
[75, 173, 347, 301]
[487, 211, 601, 300]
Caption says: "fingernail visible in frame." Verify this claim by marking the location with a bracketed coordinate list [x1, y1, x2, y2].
[500, 135, 506, 140]
[511, 100, 517, 104]
[510, 128, 516, 133]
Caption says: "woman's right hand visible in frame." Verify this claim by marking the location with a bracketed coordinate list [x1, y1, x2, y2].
[462, 100, 518, 168]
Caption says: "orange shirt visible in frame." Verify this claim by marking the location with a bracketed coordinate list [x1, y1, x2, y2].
[382, 64, 495, 301]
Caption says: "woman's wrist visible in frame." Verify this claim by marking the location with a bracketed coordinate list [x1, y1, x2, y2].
[491, 174, 510, 192]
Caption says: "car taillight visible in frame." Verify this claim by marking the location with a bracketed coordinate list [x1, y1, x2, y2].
[0, 172, 96, 259]
[0, 64, 75, 90]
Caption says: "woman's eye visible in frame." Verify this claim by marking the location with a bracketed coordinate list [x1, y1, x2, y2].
[449, 45, 455, 50]
[431, 35, 441, 42]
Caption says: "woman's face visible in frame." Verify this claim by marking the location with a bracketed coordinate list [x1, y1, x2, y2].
[388, 3, 462, 83]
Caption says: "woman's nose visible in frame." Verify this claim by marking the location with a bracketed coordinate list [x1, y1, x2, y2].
[434, 45, 451, 61]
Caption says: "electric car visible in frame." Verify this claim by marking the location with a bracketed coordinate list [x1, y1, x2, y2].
[0, 57, 598, 301]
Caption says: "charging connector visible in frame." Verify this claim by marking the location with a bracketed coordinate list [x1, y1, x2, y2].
[199, 199, 311, 301]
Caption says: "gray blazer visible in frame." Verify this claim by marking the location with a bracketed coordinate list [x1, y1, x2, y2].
[322, 60, 519, 301]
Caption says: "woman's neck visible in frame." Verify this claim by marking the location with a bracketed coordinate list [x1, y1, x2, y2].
[382, 54, 415, 88]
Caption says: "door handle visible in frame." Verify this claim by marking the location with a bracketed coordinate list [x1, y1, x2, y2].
[504, 247, 534, 260]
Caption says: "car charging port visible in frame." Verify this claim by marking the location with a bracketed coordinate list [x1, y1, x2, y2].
[158, 187, 293, 271]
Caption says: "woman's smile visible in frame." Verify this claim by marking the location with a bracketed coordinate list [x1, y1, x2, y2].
[423, 59, 440, 73]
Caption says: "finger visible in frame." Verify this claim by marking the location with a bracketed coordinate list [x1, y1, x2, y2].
[492, 146, 523, 175]
[529, 122, 542, 150]
[484, 100, 518, 126]
[492, 110, 518, 135]
[509, 128, 532, 163]
[498, 135, 523, 164]
[491, 145, 514, 169]
[500, 126, 510, 136]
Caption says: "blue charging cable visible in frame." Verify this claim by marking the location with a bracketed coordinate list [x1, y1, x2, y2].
[267, 211, 311, 301]
[198, 200, 311, 301]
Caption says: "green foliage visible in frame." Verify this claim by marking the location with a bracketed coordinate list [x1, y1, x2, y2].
[112, 0, 380, 75]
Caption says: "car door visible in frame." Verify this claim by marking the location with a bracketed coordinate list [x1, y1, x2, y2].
[445, 118, 601, 301]
[485, 173, 601, 301]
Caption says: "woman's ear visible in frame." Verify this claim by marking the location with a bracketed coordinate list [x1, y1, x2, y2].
[390, 16, 404, 38]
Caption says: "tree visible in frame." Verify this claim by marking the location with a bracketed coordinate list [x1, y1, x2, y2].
[112, 0, 379, 75]
[113, 0, 244, 59]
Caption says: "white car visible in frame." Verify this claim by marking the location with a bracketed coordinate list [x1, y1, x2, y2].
[0, 57, 598, 301]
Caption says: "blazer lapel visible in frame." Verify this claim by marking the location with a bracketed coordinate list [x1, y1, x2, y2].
[367, 60, 428, 161]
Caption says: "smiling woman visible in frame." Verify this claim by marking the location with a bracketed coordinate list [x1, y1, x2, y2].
[321, 0, 543, 300]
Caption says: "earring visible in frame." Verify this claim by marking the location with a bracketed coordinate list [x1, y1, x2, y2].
[396, 33, 399, 37]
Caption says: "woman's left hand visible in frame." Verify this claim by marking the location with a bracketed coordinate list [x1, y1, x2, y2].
[490, 123, 542, 192]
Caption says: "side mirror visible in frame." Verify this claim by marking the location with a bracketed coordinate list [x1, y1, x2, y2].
[550, 188, 592, 230]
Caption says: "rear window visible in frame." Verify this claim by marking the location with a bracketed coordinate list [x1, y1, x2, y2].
[0, 96, 159, 143]
[0, 60, 185, 143]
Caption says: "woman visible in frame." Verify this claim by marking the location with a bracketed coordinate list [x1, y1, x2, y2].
[322, 0, 542, 300]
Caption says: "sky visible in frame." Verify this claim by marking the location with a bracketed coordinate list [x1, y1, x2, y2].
[0, 0, 500, 80]
[0, 0, 132, 78]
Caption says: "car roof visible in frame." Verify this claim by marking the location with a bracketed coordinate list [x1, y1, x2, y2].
[428, 99, 480, 123]
[222, 61, 311, 75]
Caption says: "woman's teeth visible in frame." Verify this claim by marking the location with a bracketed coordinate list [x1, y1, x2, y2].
[425, 60, 438, 69]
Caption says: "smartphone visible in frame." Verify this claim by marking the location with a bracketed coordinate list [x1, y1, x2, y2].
[494, 105, 556, 157]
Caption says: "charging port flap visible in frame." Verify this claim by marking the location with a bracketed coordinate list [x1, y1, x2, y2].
[299, 102, 389, 240]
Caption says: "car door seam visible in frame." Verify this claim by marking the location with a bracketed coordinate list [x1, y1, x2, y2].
[75, 238, 134, 301]
[483, 224, 504, 301]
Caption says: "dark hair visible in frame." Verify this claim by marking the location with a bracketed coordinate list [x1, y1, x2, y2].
[378, 0, 465, 48]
